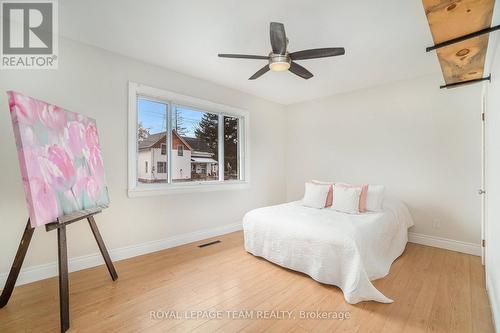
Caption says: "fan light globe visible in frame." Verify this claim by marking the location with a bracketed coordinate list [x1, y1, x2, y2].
[269, 61, 290, 72]
[269, 53, 291, 72]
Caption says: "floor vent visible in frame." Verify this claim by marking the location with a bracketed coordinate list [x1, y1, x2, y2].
[198, 240, 221, 248]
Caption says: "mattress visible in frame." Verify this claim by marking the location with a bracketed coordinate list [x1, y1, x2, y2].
[242, 199, 414, 304]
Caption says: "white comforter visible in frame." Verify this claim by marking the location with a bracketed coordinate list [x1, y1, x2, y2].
[243, 199, 414, 304]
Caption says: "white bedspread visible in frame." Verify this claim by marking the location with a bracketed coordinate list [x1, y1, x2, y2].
[242, 199, 414, 304]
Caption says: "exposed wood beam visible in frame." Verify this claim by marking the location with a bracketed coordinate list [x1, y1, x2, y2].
[422, 0, 495, 85]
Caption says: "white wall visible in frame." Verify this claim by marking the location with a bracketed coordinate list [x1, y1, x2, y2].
[170, 149, 191, 180]
[137, 150, 151, 180]
[286, 74, 482, 244]
[151, 148, 168, 181]
[0, 38, 286, 277]
[485, 38, 500, 330]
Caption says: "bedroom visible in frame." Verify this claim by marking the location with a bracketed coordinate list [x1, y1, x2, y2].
[0, 0, 499, 332]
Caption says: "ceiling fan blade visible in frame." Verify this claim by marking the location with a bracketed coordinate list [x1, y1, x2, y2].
[270, 22, 287, 55]
[289, 62, 313, 79]
[249, 65, 270, 80]
[289, 47, 345, 60]
[218, 54, 269, 60]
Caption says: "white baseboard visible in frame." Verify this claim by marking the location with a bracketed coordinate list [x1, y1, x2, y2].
[0, 221, 243, 288]
[408, 232, 481, 256]
[487, 273, 499, 333]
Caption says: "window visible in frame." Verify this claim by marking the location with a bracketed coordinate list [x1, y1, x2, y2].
[171, 106, 219, 183]
[136, 97, 167, 184]
[128, 82, 249, 196]
[157, 162, 167, 173]
[224, 116, 240, 180]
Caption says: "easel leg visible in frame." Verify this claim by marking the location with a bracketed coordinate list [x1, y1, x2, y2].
[57, 225, 70, 332]
[87, 216, 118, 281]
[0, 219, 34, 308]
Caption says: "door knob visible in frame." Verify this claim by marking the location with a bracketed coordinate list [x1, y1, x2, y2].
[478, 189, 485, 195]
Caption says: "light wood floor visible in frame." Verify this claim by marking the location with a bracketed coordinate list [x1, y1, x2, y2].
[0, 231, 494, 332]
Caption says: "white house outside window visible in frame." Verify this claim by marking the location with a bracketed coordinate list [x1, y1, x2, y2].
[128, 82, 249, 197]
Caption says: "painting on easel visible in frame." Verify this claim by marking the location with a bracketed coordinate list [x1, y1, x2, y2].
[3, 91, 116, 332]
[7, 91, 110, 227]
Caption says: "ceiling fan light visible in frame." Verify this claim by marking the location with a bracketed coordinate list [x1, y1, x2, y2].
[269, 54, 291, 72]
[269, 61, 291, 72]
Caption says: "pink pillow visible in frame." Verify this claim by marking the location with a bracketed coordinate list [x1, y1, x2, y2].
[312, 180, 334, 207]
[335, 183, 369, 212]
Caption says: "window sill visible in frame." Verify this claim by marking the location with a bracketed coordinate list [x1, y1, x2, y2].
[127, 181, 250, 198]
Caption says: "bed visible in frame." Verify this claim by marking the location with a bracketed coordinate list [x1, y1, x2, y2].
[242, 198, 414, 304]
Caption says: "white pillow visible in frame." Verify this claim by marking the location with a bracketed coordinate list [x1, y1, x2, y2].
[302, 182, 330, 209]
[311, 179, 334, 185]
[331, 186, 362, 214]
[365, 185, 385, 212]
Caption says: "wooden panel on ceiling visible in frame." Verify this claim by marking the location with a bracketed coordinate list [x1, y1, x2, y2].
[422, 0, 495, 84]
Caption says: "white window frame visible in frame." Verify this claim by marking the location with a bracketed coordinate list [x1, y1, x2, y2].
[128, 82, 250, 197]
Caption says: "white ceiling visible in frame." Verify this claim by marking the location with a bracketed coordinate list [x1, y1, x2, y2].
[60, 0, 443, 105]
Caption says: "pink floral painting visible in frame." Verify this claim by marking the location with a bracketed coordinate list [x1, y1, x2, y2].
[7, 91, 109, 228]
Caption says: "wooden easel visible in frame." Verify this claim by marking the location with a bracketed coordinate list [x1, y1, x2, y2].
[0, 207, 118, 332]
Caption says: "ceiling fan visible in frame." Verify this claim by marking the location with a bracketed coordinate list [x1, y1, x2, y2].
[218, 22, 345, 80]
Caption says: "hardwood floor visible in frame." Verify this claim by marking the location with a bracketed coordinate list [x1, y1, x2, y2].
[0, 231, 494, 332]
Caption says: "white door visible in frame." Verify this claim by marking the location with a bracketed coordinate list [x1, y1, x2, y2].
[480, 88, 486, 265]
